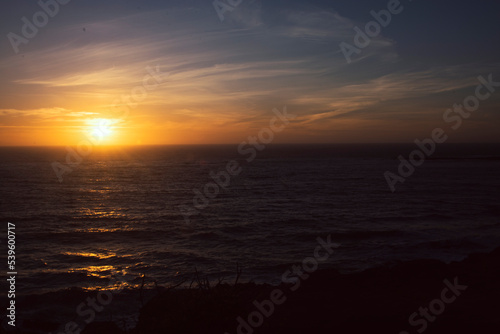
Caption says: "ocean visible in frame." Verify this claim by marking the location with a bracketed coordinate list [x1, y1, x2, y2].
[1, 144, 499, 331]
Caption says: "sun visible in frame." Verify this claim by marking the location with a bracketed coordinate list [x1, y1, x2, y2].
[87, 118, 115, 143]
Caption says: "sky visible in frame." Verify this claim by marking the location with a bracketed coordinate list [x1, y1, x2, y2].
[0, 0, 499, 146]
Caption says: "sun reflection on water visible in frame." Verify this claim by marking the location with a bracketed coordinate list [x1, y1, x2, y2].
[73, 227, 134, 233]
[62, 250, 143, 291]
[63, 251, 117, 259]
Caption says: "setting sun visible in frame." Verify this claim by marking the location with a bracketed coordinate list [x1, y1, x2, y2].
[2, 1, 500, 333]
[87, 118, 116, 144]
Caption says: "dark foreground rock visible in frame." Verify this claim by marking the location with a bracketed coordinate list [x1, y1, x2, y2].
[6, 247, 499, 334]
[131, 247, 500, 334]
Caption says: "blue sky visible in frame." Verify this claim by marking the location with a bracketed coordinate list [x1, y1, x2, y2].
[0, 0, 499, 145]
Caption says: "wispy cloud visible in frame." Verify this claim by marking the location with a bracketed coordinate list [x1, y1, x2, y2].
[0, 0, 499, 144]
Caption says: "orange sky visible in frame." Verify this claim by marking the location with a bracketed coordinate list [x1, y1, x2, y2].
[1, 1, 500, 146]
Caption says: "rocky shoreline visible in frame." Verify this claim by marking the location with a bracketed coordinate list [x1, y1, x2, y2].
[5, 246, 500, 334]
[130, 246, 500, 334]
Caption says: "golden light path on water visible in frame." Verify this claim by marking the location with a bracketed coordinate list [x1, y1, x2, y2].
[63, 252, 117, 259]
[66, 261, 139, 292]
[63, 229, 143, 291]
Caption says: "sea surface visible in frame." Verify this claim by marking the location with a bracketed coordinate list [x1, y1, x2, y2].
[0, 144, 499, 330]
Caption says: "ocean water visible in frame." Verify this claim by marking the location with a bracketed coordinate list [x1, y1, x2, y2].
[1, 143, 499, 291]
[1, 144, 499, 329]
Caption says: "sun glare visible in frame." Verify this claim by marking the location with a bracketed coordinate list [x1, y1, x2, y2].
[87, 118, 116, 144]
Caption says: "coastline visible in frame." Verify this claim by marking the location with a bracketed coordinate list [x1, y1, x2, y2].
[6, 246, 499, 334]
[133, 246, 500, 334]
